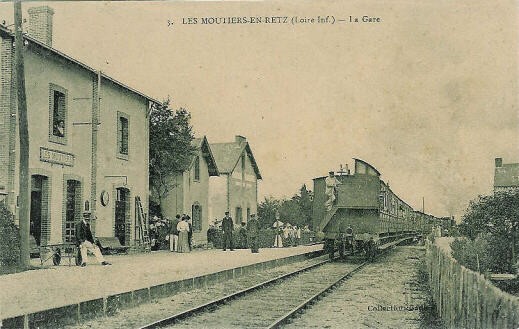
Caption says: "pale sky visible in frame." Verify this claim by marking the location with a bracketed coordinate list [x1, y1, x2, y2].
[1, 0, 518, 219]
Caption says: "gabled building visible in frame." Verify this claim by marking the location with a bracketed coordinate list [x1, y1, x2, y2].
[209, 136, 262, 224]
[0, 6, 158, 247]
[494, 157, 519, 193]
[159, 136, 219, 244]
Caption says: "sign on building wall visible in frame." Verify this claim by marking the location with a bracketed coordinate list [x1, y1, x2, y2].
[39, 147, 75, 167]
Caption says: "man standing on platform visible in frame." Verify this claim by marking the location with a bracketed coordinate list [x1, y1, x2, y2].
[186, 215, 193, 251]
[76, 212, 111, 267]
[222, 211, 234, 251]
[247, 214, 260, 253]
[169, 215, 180, 252]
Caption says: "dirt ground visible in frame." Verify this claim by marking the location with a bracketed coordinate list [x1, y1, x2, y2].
[62, 256, 328, 329]
[285, 246, 441, 329]
[62, 246, 442, 329]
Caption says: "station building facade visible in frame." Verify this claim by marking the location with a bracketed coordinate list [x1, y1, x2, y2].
[209, 136, 261, 225]
[158, 136, 219, 244]
[0, 6, 157, 247]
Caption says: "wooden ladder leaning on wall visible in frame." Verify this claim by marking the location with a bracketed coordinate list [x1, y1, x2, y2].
[135, 196, 151, 252]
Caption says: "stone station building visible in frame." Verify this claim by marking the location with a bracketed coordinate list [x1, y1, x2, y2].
[0, 6, 158, 247]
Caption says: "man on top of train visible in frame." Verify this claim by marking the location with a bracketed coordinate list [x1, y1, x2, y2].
[325, 171, 341, 211]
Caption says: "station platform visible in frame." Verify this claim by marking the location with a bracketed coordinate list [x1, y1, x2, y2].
[0, 245, 323, 328]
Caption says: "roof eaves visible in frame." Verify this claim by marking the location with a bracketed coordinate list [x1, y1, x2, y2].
[200, 136, 220, 176]
[1, 25, 161, 105]
[245, 143, 262, 180]
[228, 142, 248, 175]
[227, 142, 262, 180]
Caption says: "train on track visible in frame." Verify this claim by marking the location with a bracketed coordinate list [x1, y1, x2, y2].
[313, 158, 450, 259]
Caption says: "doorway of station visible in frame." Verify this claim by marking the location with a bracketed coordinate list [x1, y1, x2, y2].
[64, 180, 82, 243]
[30, 175, 49, 246]
[115, 187, 130, 245]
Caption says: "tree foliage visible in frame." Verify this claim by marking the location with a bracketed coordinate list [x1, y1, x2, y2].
[0, 203, 20, 268]
[278, 198, 305, 228]
[149, 99, 196, 206]
[294, 184, 313, 228]
[456, 190, 519, 273]
[451, 235, 493, 273]
[257, 196, 281, 229]
[257, 185, 314, 229]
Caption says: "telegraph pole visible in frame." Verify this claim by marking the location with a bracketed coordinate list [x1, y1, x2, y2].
[90, 71, 100, 234]
[14, 1, 30, 268]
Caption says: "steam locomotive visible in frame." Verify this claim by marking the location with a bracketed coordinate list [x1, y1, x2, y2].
[312, 158, 443, 259]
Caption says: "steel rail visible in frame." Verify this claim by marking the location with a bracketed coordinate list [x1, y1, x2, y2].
[266, 261, 368, 329]
[266, 240, 403, 329]
[138, 256, 335, 329]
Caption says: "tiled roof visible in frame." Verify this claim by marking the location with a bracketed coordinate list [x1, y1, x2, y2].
[0, 25, 160, 105]
[210, 141, 262, 179]
[494, 163, 519, 187]
[190, 136, 219, 176]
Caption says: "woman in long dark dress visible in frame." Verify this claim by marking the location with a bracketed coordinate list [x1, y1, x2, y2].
[177, 217, 190, 253]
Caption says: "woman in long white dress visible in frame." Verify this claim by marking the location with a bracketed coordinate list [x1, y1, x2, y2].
[177, 218, 190, 253]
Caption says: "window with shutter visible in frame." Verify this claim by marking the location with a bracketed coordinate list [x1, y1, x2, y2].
[117, 112, 130, 159]
[48, 83, 68, 144]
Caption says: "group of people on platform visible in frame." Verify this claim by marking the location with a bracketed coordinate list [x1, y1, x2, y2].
[273, 223, 303, 248]
[73, 209, 310, 266]
[167, 214, 193, 253]
[165, 211, 262, 253]
[218, 211, 260, 253]
[150, 210, 313, 254]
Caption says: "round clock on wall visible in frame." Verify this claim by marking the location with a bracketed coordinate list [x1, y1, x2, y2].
[100, 190, 110, 206]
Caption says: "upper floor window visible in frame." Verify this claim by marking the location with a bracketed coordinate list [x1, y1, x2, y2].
[48, 84, 68, 144]
[194, 155, 200, 181]
[117, 112, 129, 159]
[241, 153, 245, 181]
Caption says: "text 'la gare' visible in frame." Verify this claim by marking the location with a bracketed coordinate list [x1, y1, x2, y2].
[350, 16, 382, 23]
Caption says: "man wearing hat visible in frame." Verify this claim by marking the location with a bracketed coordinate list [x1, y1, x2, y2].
[169, 215, 180, 252]
[76, 212, 111, 267]
[325, 171, 341, 211]
[247, 214, 260, 253]
[222, 211, 234, 251]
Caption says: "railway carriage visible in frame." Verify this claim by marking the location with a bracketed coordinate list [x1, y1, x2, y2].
[313, 158, 439, 259]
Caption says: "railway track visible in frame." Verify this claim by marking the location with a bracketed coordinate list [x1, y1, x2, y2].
[138, 257, 368, 329]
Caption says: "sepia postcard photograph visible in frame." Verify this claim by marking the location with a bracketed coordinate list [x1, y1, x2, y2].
[0, 0, 518, 328]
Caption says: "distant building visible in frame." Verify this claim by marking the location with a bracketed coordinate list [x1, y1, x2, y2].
[494, 158, 519, 193]
[0, 6, 157, 246]
[159, 136, 219, 244]
[209, 136, 262, 224]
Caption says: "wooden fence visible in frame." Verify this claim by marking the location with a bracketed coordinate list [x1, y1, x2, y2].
[427, 242, 519, 328]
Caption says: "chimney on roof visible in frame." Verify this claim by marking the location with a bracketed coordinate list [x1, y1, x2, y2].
[235, 135, 246, 144]
[27, 6, 54, 47]
[495, 158, 503, 168]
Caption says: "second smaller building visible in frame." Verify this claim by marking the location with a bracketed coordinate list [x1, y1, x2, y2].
[160, 136, 219, 244]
